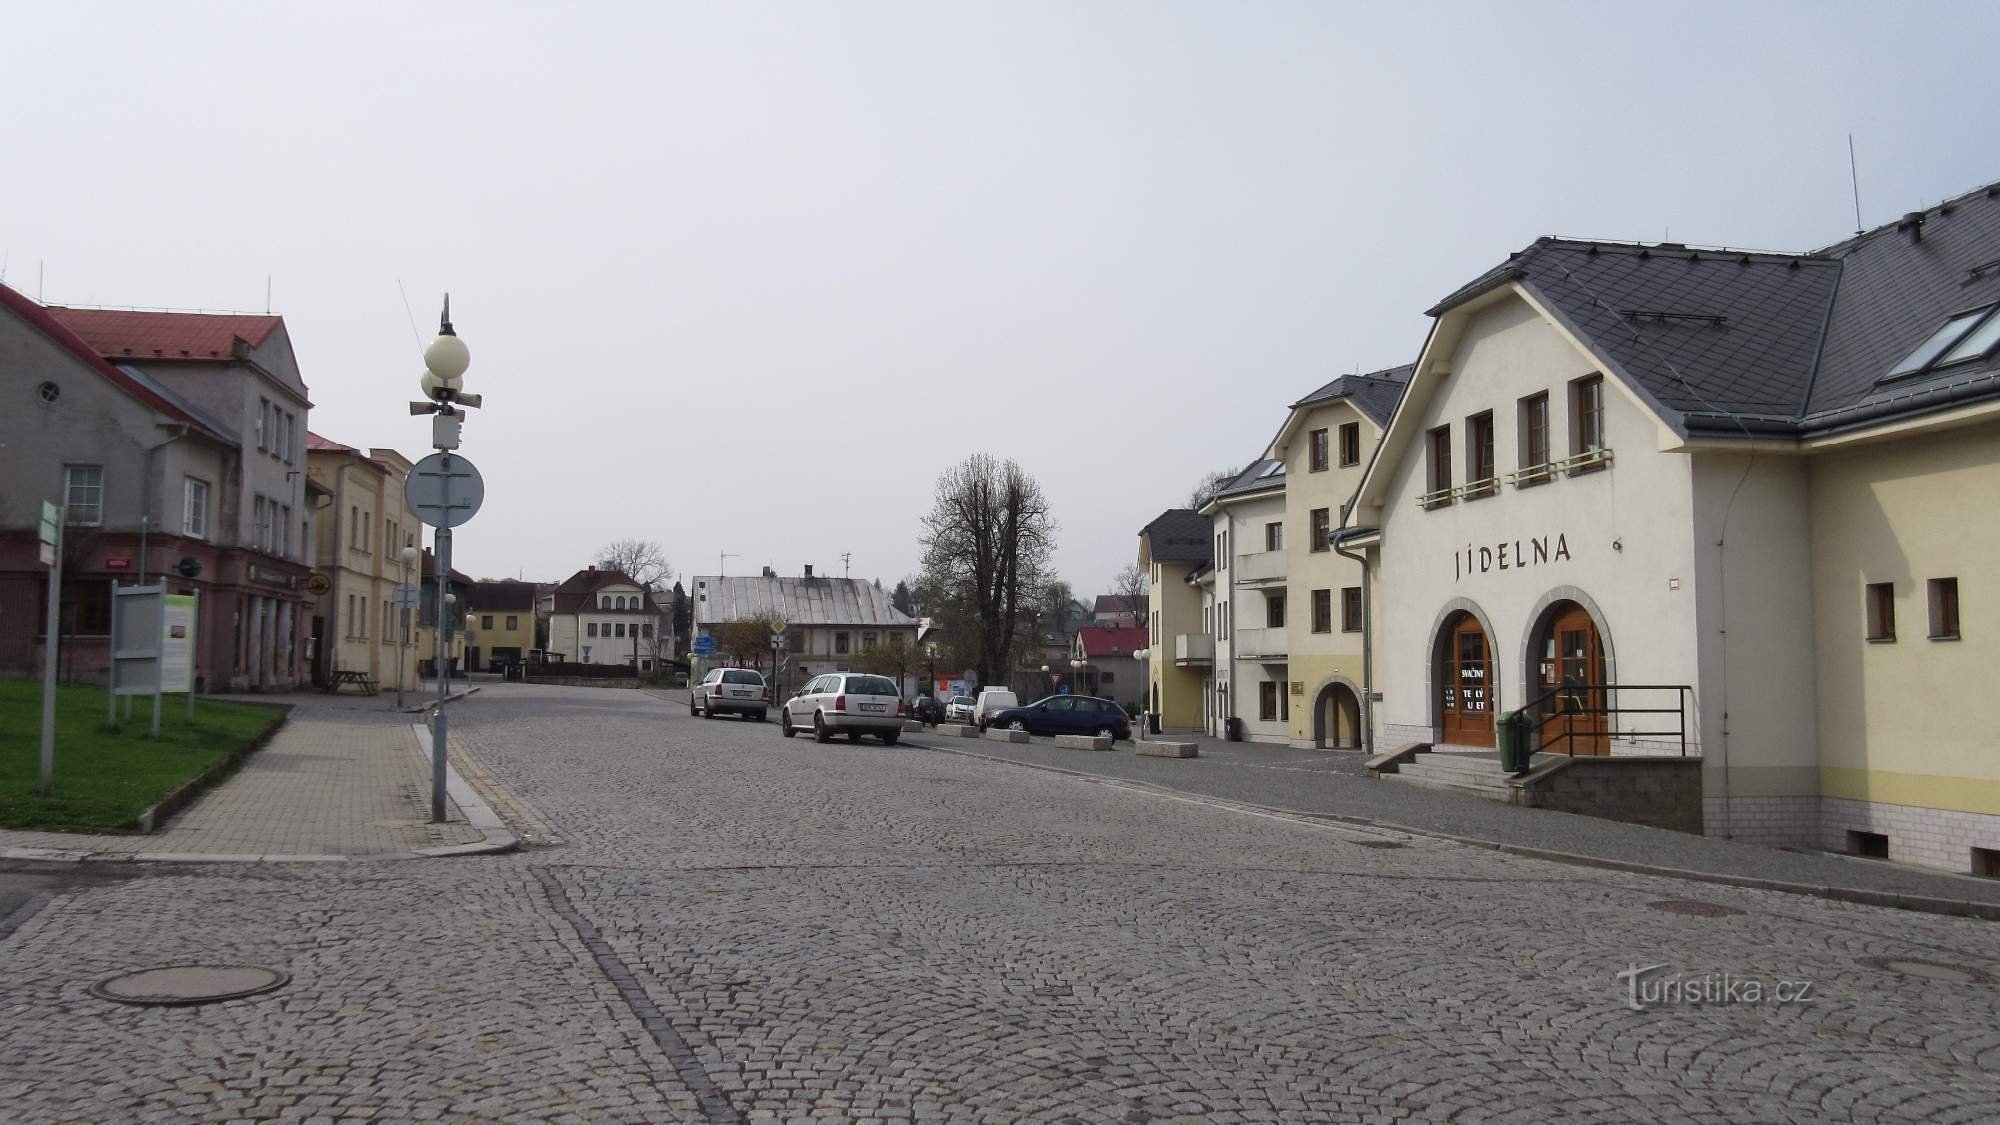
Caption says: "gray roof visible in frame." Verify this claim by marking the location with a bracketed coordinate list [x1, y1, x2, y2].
[117, 363, 241, 443]
[1139, 508, 1212, 564]
[1291, 363, 1414, 426]
[1212, 458, 1286, 501]
[1426, 179, 2000, 438]
[691, 575, 917, 629]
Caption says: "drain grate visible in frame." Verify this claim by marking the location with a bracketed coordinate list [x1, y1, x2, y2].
[90, 964, 290, 1007]
[1860, 956, 1992, 985]
[1646, 899, 1745, 918]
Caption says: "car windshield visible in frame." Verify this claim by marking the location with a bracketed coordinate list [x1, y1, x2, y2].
[721, 670, 764, 685]
[952, 696, 974, 705]
[844, 676, 899, 697]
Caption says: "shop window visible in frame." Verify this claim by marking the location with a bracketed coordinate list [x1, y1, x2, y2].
[1424, 426, 1453, 506]
[1339, 421, 1361, 467]
[1311, 589, 1331, 634]
[1465, 411, 1496, 497]
[1309, 428, 1329, 472]
[1341, 587, 1362, 633]
[1309, 508, 1330, 552]
[1928, 578, 1960, 640]
[1865, 582, 1896, 642]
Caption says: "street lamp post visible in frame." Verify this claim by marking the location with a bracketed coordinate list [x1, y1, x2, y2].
[397, 545, 418, 709]
[1070, 657, 1084, 695]
[1132, 647, 1150, 739]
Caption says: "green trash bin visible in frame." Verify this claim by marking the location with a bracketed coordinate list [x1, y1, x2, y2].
[1497, 709, 1528, 774]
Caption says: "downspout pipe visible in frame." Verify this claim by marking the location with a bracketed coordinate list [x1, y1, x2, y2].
[1331, 527, 1374, 756]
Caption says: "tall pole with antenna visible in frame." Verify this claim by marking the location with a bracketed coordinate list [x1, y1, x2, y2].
[720, 551, 738, 577]
[1848, 133, 1864, 234]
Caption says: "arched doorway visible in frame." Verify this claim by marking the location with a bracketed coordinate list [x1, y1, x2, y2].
[1528, 600, 1608, 755]
[1436, 610, 1494, 747]
[1311, 680, 1362, 749]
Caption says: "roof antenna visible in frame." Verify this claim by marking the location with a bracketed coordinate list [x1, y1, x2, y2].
[265, 274, 272, 315]
[396, 280, 425, 357]
[439, 292, 455, 335]
[841, 552, 852, 578]
[1848, 133, 1864, 234]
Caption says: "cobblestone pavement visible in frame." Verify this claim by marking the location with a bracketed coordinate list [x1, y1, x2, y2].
[0, 700, 485, 858]
[901, 730, 2000, 908]
[2, 682, 1998, 1122]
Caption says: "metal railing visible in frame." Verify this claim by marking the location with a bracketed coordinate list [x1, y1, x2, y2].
[1521, 682, 1693, 757]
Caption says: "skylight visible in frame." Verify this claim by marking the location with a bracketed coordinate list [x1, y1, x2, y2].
[1258, 461, 1285, 478]
[1882, 304, 2000, 382]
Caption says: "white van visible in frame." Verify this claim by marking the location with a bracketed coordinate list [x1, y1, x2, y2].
[972, 687, 1019, 729]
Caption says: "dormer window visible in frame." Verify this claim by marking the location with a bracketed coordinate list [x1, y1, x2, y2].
[1881, 303, 2000, 383]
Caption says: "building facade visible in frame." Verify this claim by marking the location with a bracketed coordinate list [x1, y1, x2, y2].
[467, 580, 538, 671]
[1346, 177, 2000, 875]
[690, 567, 920, 696]
[546, 566, 666, 670]
[0, 288, 314, 690]
[1071, 625, 1145, 712]
[1139, 509, 1211, 733]
[305, 435, 419, 688]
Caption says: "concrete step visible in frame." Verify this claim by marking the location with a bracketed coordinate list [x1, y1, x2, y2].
[1402, 757, 1511, 783]
[1384, 769, 1515, 800]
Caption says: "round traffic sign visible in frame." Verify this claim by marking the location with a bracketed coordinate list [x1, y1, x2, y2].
[405, 453, 485, 529]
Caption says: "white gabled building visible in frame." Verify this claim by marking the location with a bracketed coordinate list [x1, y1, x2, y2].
[545, 565, 667, 669]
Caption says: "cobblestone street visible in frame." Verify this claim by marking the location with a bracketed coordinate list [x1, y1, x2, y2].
[4, 683, 1999, 1122]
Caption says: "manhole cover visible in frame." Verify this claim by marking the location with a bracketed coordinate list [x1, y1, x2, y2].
[90, 964, 290, 1006]
[1646, 899, 1745, 917]
[1351, 840, 1406, 849]
[1861, 956, 1991, 984]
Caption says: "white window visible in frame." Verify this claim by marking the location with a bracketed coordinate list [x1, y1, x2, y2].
[63, 465, 104, 526]
[184, 477, 209, 539]
[280, 504, 292, 557]
[254, 496, 269, 551]
[257, 398, 270, 450]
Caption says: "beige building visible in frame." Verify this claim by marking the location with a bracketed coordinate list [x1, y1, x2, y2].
[1138, 510, 1210, 733]
[305, 435, 419, 688]
[1347, 177, 2000, 875]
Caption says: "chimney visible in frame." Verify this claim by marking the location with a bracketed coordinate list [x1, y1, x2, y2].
[587, 565, 596, 573]
[1899, 210, 1926, 243]
[762, 566, 774, 578]
[804, 564, 814, 579]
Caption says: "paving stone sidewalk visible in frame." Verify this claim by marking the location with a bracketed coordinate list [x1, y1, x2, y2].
[0, 698, 488, 860]
[905, 731, 2000, 910]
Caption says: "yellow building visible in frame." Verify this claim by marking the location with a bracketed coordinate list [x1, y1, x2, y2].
[1138, 511, 1211, 733]
[467, 580, 538, 671]
[305, 436, 419, 689]
[1263, 370, 1407, 747]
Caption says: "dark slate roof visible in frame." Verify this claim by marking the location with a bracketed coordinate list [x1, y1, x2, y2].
[1430, 177, 2000, 437]
[691, 574, 916, 628]
[1212, 459, 1286, 501]
[1139, 509, 1212, 564]
[1290, 363, 1414, 426]
[468, 580, 539, 612]
[550, 568, 666, 616]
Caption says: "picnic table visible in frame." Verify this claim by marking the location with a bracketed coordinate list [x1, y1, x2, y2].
[326, 670, 380, 695]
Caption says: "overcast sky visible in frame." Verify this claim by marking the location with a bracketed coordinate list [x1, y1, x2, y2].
[7, 2, 1996, 597]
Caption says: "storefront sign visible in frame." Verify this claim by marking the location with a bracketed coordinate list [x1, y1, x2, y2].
[1455, 533, 1571, 581]
[105, 556, 133, 571]
[248, 565, 294, 588]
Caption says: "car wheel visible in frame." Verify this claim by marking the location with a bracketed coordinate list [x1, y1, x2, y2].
[881, 731, 900, 746]
[1096, 727, 1116, 740]
[1008, 720, 1027, 732]
[781, 711, 797, 738]
[813, 713, 831, 744]
[689, 695, 698, 716]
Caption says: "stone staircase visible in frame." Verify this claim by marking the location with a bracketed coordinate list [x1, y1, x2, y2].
[1382, 749, 1525, 800]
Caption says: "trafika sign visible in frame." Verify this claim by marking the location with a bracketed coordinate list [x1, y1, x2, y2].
[1455, 532, 1571, 581]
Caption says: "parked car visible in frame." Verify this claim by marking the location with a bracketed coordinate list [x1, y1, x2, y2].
[910, 695, 943, 726]
[692, 667, 769, 721]
[985, 694, 1131, 741]
[945, 695, 977, 723]
[972, 687, 1019, 729]
[780, 673, 907, 744]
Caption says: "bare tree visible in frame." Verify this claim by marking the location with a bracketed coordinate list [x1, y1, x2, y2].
[596, 538, 674, 589]
[712, 612, 781, 666]
[1187, 466, 1242, 510]
[1113, 563, 1149, 611]
[918, 454, 1057, 688]
[850, 634, 921, 687]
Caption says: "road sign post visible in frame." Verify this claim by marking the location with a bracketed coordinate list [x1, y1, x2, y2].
[37, 501, 62, 797]
[406, 450, 486, 824]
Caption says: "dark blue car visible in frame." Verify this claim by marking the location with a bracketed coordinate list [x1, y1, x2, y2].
[986, 694, 1131, 740]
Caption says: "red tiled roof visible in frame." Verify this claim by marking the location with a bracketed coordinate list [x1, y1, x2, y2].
[46, 307, 282, 361]
[1077, 625, 1148, 657]
[306, 431, 356, 453]
[0, 283, 225, 440]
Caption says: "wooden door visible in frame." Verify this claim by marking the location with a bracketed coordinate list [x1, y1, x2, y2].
[1543, 605, 1607, 755]
[1441, 616, 1494, 747]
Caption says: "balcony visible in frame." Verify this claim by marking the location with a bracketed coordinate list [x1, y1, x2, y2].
[1234, 550, 1287, 587]
[1174, 633, 1214, 665]
[1234, 626, 1288, 661]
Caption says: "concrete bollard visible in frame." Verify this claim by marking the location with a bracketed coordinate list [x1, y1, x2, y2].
[1136, 741, 1199, 759]
[946, 724, 982, 738]
[983, 728, 1030, 744]
[903, 719, 925, 732]
[1054, 734, 1115, 751]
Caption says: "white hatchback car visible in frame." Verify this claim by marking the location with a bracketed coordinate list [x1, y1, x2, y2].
[692, 667, 769, 721]
[972, 687, 1019, 729]
[781, 673, 907, 744]
[944, 695, 977, 724]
